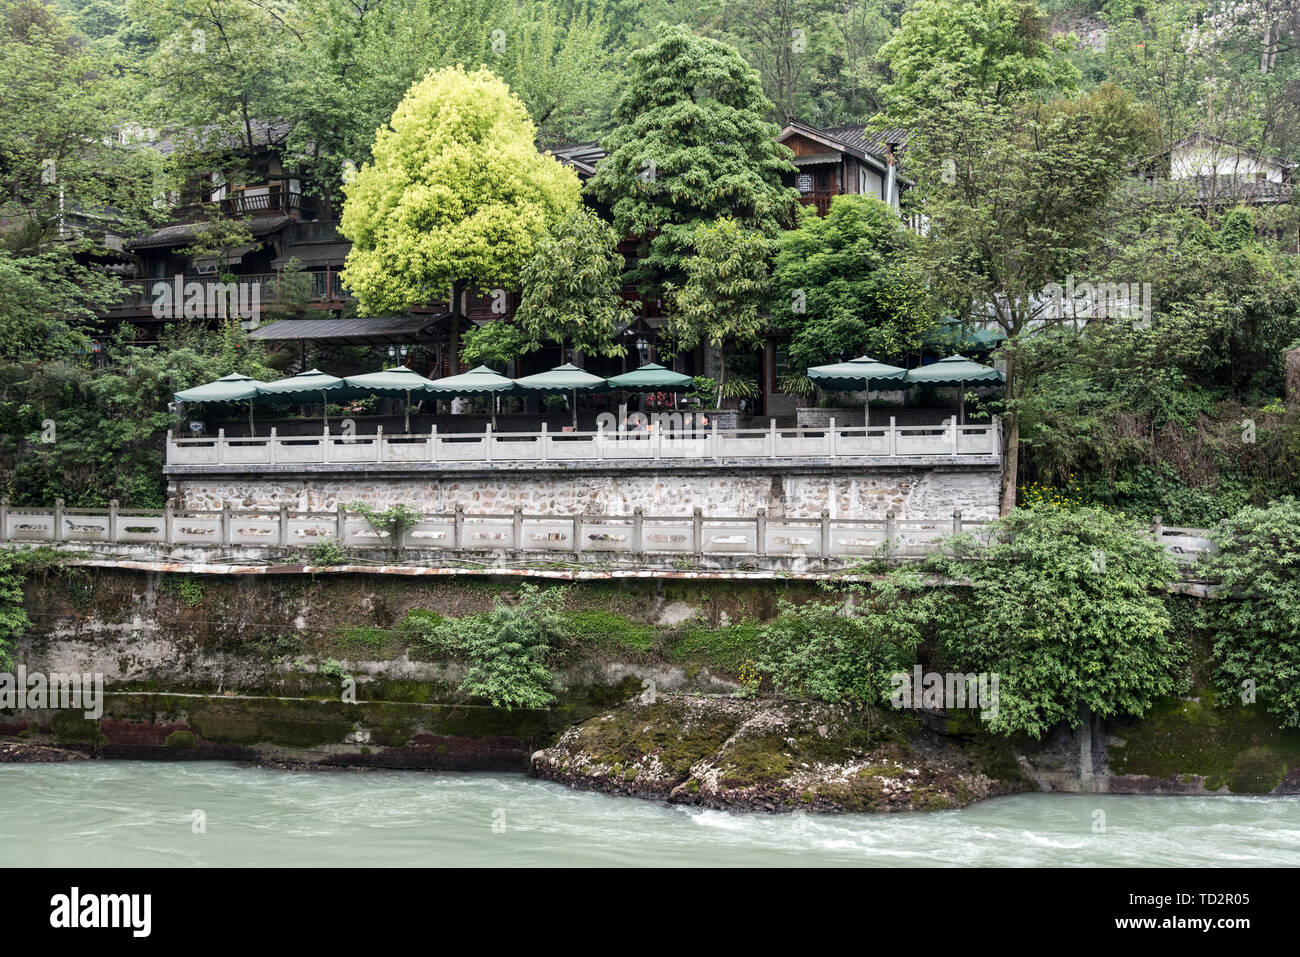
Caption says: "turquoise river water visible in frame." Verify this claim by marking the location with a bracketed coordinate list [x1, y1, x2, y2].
[1, 762, 1297, 867]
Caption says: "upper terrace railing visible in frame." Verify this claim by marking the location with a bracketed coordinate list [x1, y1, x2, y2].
[165, 419, 1003, 471]
[0, 501, 1214, 564]
[106, 270, 348, 316]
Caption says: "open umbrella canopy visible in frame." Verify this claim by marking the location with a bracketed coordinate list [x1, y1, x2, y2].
[256, 368, 350, 396]
[513, 363, 608, 395]
[806, 356, 907, 390]
[174, 373, 267, 403]
[606, 362, 693, 392]
[921, 320, 1006, 353]
[343, 366, 440, 395]
[904, 355, 1004, 386]
[424, 365, 521, 395]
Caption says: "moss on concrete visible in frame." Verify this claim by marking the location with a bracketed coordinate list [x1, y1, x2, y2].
[1107, 689, 1300, 793]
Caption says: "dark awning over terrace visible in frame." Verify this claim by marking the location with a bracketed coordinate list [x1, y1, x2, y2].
[248, 314, 448, 345]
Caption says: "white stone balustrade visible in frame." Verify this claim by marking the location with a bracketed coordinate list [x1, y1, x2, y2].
[164, 418, 1004, 471]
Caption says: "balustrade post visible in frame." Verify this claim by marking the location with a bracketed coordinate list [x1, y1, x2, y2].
[484, 423, 493, 463]
[454, 505, 464, 551]
[430, 424, 438, 463]
[539, 422, 548, 462]
[952, 510, 963, 536]
[889, 416, 897, 457]
[375, 425, 384, 463]
[632, 506, 643, 554]
[820, 509, 830, 558]
[217, 428, 226, 465]
[106, 499, 117, 543]
[336, 504, 346, 545]
[573, 514, 583, 558]
[53, 498, 64, 542]
[221, 502, 232, 547]
[768, 419, 776, 458]
[829, 417, 837, 457]
[164, 499, 175, 544]
[1153, 513, 1164, 542]
[885, 510, 896, 548]
[653, 425, 662, 461]
[951, 417, 958, 455]
[0, 498, 8, 543]
[693, 507, 703, 557]
[513, 506, 523, 555]
[278, 504, 290, 547]
[756, 507, 767, 557]
[322, 424, 331, 464]
[711, 421, 719, 462]
[597, 421, 604, 461]
[268, 427, 278, 465]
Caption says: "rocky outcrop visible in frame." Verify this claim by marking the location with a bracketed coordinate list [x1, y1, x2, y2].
[531, 693, 1034, 813]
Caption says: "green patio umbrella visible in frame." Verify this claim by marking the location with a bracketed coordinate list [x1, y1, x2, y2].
[256, 368, 350, 429]
[903, 355, 1004, 425]
[514, 362, 609, 430]
[424, 365, 522, 429]
[806, 356, 907, 427]
[344, 366, 440, 434]
[607, 362, 693, 416]
[921, 319, 1006, 353]
[174, 372, 268, 437]
[606, 362, 693, 392]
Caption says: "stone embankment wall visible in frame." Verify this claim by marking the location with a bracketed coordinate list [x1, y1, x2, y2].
[7, 567, 1298, 805]
[172, 466, 1001, 520]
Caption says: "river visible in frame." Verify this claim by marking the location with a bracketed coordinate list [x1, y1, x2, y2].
[2, 762, 1297, 867]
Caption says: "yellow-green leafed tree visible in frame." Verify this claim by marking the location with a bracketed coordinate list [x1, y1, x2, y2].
[340, 65, 581, 355]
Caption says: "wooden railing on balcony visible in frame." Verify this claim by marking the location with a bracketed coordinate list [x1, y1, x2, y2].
[103, 269, 348, 316]
[798, 192, 839, 217]
[174, 182, 317, 219]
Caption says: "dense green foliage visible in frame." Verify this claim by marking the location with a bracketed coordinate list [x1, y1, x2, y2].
[757, 571, 935, 706]
[1, 323, 274, 506]
[1204, 499, 1300, 727]
[415, 583, 570, 709]
[928, 505, 1184, 737]
[771, 195, 933, 369]
[0, 550, 29, 669]
[588, 25, 798, 297]
[508, 207, 635, 359]
[339, 66, 581, 317]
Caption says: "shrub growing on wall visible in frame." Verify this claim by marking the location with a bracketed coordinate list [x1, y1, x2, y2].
[757, 571, 937, 706]
[930, 504, 1184, 738]
[1203, 498, 1300, 727]
[416, 583, 571, 709]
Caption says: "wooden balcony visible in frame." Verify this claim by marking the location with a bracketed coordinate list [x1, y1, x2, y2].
[798, 191, 840, 217]
[101, 269, 349, 319]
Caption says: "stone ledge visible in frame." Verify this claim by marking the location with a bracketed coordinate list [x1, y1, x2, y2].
[164, 455, 1002, 478]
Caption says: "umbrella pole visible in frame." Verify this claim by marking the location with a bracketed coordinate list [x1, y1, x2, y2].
[571, 389, 577, 431]
[958, 380, 964, 426]
[321, 390, 327, 432]
[492, 393, 497, 431]
[404, 389, 411, 434]
[248, 399, 255, 438]
[864, 379, 870, 430]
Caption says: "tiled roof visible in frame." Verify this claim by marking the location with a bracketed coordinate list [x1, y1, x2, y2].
[822, 125, 910, 160]
[129, 215, 292, 250]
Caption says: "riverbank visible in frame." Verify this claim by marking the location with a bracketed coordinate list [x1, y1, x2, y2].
[3, 564, 1299, 809]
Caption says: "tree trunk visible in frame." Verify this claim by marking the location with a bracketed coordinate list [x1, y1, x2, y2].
[999, 348, 1018, 516]
[448, 280, 466, 374]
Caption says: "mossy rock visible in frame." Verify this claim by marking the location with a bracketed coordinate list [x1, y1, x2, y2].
[1227, 747, 1286, 794]
[164, 730, 196, 749]
[50, 710, 101, 745]
[187, 699, 354, 748]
